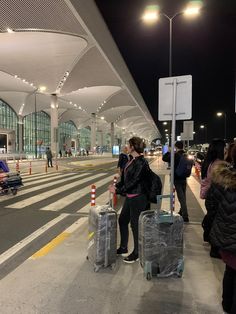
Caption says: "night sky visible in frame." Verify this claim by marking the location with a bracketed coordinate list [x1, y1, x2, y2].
[94, 0, 236, 144]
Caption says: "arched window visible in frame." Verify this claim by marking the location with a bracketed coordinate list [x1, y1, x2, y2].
[79, 127, 91, 150]
[23, 111, 50, 154]
[59, 121, 78, 153]
[0, 99, 18, 152]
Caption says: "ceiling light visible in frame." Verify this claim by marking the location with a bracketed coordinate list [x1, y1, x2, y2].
[7, 28, 14, 33]
[39, 86, 46, 92]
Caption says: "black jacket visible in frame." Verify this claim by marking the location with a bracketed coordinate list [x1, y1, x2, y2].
[115, 155, 149, 195]
[210, 161, 236, 253]
[162, 150, 186, 180]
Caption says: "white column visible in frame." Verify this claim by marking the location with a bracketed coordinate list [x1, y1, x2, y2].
[50, 94, 59, 156]
[18, 115, 23, 153]
[111, 122, 114, 150]
[90, 113, 96, 151]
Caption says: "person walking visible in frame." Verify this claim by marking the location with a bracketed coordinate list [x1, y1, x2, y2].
[109, 136, 150, 263]
[200, 138, 225, 257]
[46, 147, 53, 167]
[162, 141, 189, 222]
[117, 145, 129, 176]
[209, 143, 236, 314]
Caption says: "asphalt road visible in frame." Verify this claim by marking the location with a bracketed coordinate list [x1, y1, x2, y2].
[0, 162, 120, 279]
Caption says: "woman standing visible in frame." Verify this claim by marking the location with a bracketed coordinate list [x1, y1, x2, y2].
[201, 138, 225, 257]
[210, 143, 236, 313]
[109, 137, 150, 263]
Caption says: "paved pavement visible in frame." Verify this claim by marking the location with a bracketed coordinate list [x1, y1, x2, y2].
[0, 155, 225, 314]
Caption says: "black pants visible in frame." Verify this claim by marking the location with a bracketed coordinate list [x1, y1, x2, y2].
[222, 264, 236, 313]
[47, 158, 53, 167]
[118, 194, 149, 256]
[174, 180, 188, 219]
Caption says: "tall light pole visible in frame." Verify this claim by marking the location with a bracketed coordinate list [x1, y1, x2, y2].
[142, 3, 201, 76]
[142, 2, 201, 197]
[216, 112, 227, 141]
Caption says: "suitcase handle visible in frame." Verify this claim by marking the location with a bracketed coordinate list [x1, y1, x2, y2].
[156, 194, 174, 217]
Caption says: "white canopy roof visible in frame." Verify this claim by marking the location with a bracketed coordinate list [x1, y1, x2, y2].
[0, 0, 161, 141]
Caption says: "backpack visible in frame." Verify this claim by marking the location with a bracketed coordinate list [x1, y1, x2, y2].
[175, 154, 193, 178]
[146, 169, 162, 203]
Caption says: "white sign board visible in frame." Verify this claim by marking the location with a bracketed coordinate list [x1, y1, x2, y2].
[158, 75, 192, 121]
[183, 120, 194, 140]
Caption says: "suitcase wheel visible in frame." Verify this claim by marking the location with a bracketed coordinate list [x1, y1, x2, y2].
[146, 272, 152, 281]
[110, 263, 116, 270]
[11, 188, 17, 195]
[94, 265, 100, 272]
[3, 189, 9, 195]
[177, 270, 183, 278]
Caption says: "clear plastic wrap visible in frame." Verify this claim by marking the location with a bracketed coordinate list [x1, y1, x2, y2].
[139, 209, 184, 280]
[87, 205, 117, 272]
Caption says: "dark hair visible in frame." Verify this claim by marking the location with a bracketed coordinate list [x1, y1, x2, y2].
[129, 137, 146, 154]
[175, 141, 183, 150]
[230, 144, 236, 168]
[201, 138, 225, 179]
[225, 142, 235, 163]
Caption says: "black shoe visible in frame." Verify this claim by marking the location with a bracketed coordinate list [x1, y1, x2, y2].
[123, 252, 139, 264]
[178, 210, 182, 216]
[117, 247, 128, 255]
[183, 217, 189, 223]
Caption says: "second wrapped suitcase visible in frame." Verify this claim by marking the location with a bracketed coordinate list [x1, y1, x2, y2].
[139, 195, 184, 280]
[87, 204, 117, 272]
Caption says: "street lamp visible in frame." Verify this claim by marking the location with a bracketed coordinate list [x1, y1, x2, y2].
[142, 1, 202, 76]
[200, 124, 207, 143]
[216, 112, 227, 140]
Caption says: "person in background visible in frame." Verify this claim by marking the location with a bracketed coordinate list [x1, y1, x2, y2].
[225, 142, 234, 163]
[210, 143, 236, 314]
[162, 141, 189, 222]
[201, 138, 225, 258]
[109, 137, 150, 263]
[117, 145, 129, 176]
[46, 147, 53, 167]
[59, 149, 62, 158]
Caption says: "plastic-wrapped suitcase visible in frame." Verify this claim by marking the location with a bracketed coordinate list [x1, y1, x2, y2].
[139, 194, 184, 280]
[87, 203, 117, 272]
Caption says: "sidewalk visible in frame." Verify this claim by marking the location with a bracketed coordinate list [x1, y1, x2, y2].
[0, 157, 225, 314]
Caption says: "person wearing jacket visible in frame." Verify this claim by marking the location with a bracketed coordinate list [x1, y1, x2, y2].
[162, 141, 189, 222]
[201, 138, 225, 258]
[210, 147, 236, 314]
[109, 136, 150, 263]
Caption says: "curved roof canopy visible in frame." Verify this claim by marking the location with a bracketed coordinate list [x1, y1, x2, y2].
[0, 0, 160, 141]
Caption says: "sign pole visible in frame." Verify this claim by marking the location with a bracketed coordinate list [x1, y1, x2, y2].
[170, 78, 177, 215]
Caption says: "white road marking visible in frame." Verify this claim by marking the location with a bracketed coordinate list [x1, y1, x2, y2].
[9, 172, 90, 197]
[0, 214, 69, 266]
[6, 173, 106, 209]
[40, 174, 114, 211]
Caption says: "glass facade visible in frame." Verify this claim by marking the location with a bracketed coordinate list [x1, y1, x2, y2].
[79, 127, 91, 150]
[23, 111, 50, 155]
[59, 121, 78, 153]
[0, 99, 18, 151]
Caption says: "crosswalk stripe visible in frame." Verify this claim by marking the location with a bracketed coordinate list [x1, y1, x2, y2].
[12, 173, 90, 197]
[6, 173, 106, 209]
[78, 188, 112, 214]
[40, 174, 115, 211]
[21, 172, 70, 182]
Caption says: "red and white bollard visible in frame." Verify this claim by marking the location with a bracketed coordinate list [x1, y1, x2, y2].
[172, 187, 175, 211]
[112, 176, 117, 207]
[29, 161, 32, 175]
[91, 184, 96, 206]
[16, 161, 20, 172]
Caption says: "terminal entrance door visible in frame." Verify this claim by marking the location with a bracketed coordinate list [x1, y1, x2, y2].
[0, 134, 7, 153]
